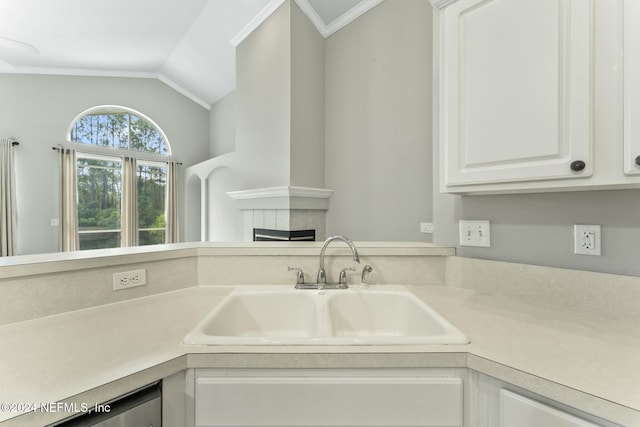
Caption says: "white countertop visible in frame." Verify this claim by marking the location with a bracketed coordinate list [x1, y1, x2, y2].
[0, 284, 638, 426]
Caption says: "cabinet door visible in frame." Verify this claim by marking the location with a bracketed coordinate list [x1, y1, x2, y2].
[500, 390, 602, 427]
[438, 0, 593, 188]
[195, 373, 463, 426]
[624, 0, 640, 175]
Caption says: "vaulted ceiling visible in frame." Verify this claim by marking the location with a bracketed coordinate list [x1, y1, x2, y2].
[0, 0, 385, 108]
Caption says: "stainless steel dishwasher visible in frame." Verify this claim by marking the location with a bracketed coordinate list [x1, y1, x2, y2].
[48, 382, 161, 427]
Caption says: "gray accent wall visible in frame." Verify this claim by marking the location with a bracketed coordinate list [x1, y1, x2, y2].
[211, 0, 639, 277]
[434, 189, 640, 277]
[324, 0, 434, 242]
[208, 91, 236, 158]
[290, 1, 325, 189]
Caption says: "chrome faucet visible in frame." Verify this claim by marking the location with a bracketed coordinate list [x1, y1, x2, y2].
[317, 235, 360, 288]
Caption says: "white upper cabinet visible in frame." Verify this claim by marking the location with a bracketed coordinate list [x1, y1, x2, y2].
[436, 0, 593, 191]
[433, 0, 640, 194]
[624, 0, 640, 175]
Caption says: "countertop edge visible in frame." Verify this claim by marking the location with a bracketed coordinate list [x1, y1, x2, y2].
[2, 349, 638, 427]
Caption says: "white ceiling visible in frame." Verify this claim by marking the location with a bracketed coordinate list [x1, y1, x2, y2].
[0, 0, 384, 108]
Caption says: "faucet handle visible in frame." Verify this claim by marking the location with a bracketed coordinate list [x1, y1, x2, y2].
[288, 267, 305, 287]
[338, 266, 357, 287]
[361, 265, 373, 288]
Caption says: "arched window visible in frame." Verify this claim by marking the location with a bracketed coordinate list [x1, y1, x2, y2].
[69, 105, 170, 155]
[63, 106, 176, 251]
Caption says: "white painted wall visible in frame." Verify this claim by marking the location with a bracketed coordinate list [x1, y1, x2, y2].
[0, 74, 209, 255]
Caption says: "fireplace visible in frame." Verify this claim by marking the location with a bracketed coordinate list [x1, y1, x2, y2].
[253, 228, 315, 241]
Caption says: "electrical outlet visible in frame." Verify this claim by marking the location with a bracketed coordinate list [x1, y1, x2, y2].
[113, 269, 147, 291]
[459, 220, 491, 247]
[574, 225, 601, 256]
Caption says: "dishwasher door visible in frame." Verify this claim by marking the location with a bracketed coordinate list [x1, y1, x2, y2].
[50, 382, 161, 427]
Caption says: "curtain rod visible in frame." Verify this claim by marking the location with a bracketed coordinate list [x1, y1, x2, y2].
[50, 146, 182, 165]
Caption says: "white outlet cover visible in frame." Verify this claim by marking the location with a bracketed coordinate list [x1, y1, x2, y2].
[113, 269, 147, 291]
[420, 222, 434, 234]
[574, 224, 601, 256]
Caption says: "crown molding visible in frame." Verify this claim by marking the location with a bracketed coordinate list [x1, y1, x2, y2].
[429, 0, 459, 10]
[0, 67, 211, 110]
[156, 74, 211, 110]
[230, 0, 287, 47]
[229, 0, 387, 44]
[295, 0, 386, 38]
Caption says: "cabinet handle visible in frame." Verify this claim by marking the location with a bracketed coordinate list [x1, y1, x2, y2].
[570, 160, 586, 172]
[635, 155, 640, 166]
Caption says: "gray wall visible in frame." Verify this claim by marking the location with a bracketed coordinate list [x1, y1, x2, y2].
[290, 1, 325, 188]
[324, 0, 434, 241]
[208, 91, 236, 158]
[0, 74, 210, 255]
[204, 0, 327, 242]
[207, 0, 640, 277]
[234, 0, 292, 189]
[434, 190, 640, 277]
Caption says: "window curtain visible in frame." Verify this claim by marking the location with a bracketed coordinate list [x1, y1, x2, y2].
[121, 156, 138, 247]
[165, 161, 179, 244]
[60, 148, 79, 251]
[0, 139, 17, 256]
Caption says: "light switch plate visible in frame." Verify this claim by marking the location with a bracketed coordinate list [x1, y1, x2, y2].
[459, 220, 491, 247]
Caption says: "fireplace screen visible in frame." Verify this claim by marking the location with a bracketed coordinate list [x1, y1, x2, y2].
[253, 228, 315, 241]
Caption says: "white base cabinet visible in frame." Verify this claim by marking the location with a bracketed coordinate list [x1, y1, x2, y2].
[470, 373, 624, 427]
[172, 368, 628, 427]
[500, 390, 602, 427]
[192, 368, 466, 427]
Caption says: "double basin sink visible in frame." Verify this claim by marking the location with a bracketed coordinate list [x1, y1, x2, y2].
[183, 285, 469, 346]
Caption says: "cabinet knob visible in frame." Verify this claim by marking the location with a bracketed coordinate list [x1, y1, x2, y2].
[570, 160, 586, 172]
[635, 155, 640, 167]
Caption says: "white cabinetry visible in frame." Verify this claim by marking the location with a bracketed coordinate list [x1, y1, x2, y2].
[433, 0, 639, 194]
[500, 390, 602, 427]
[193, 369, 465, 427]
[437, 0, 592, 189]
[471, 373, 623, 427]
[624, 0, 640, 175]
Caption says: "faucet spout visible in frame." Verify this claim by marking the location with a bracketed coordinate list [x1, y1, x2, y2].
[317, 235, 360, 286]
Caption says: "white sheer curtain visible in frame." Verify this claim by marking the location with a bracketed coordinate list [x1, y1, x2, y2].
[60, 148, 79, 251]
[165, 161, 179, 244]
[121, 156, 138, 247]
[0, 138, 17, 256]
